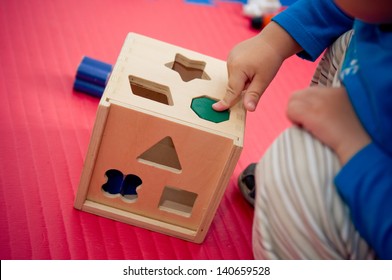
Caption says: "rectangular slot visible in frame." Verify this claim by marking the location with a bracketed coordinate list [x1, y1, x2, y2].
[159, 186, 197, 218]
[129, 75, 173, 105]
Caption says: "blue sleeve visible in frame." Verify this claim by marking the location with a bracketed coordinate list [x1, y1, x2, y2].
[335, 144, 392, 260]
[272, 0, 354, 61]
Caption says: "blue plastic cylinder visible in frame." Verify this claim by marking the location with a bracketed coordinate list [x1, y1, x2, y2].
[81, 56, 113, 73]
[73, 78, 106, 98]
[76, 63, 111, 87]
[73, 56, 113, 97]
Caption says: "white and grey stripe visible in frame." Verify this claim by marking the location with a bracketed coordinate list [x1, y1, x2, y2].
[252, 31, 375, 259]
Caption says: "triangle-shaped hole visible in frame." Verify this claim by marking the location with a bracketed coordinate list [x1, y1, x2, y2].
[137, 136, 182, 173]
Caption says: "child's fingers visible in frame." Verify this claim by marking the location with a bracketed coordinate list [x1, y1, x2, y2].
[212, 72, 247, 111]
[243, 76, 268, 111]
[286, 89, 312, 125]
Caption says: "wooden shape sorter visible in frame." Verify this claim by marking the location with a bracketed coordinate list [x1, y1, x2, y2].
[74, 33, 246, 243]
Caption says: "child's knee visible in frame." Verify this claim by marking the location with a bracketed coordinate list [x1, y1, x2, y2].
[256, 126, 337, 196]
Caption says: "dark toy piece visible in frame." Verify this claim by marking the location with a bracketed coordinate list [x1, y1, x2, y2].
[73, 56, 113, 97]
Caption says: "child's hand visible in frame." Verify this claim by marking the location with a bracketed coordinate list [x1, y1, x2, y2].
[213, 22, 302, 112]
[212, 34, 283, 112]
[286, 86, 371, 164]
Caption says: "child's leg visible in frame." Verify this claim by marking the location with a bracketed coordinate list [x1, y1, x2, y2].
[252, 127, 374, 259]
[310, 30, 353, 88]
[252, 31, 375, 259]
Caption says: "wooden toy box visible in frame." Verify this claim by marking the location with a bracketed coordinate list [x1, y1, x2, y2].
[74, 33, 246, 243]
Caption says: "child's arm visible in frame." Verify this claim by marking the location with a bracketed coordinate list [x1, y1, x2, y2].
[336, 145, 392, 260]
[213, 0, 354, 112]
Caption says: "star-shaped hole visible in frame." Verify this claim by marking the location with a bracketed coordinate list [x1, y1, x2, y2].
[165, 53, 210, 82]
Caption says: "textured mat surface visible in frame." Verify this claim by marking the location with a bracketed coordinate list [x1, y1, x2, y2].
[0, 0, 316, 259]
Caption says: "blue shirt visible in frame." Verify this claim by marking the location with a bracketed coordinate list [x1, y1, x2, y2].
[273, 0, 392, 259]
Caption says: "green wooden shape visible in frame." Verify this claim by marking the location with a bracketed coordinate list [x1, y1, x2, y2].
[191, 96, 230, 123]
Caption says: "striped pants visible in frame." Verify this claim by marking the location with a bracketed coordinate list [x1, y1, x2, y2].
[252, 31, 375, 259]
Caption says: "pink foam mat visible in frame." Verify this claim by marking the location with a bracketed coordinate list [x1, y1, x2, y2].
[0, 0, 316, 259]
